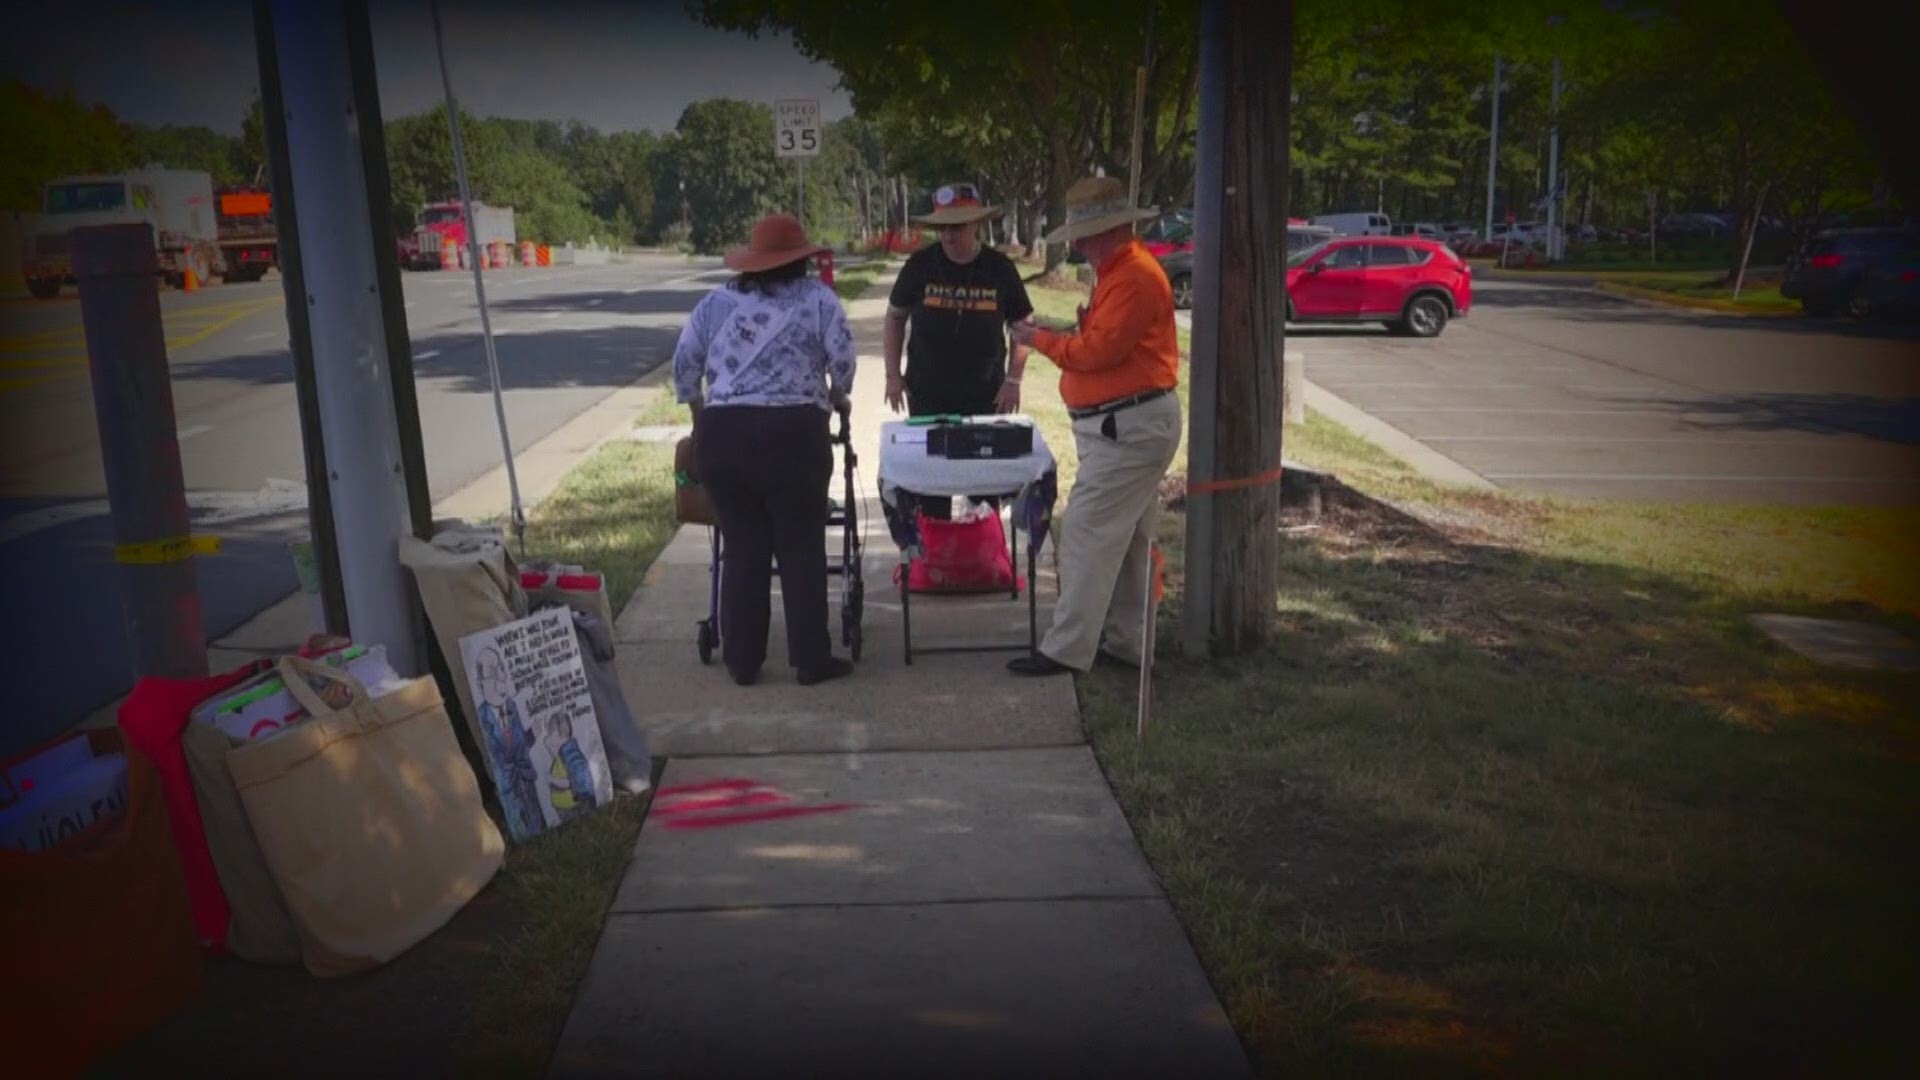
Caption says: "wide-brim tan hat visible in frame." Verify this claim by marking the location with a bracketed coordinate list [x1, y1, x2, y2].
[1044, 176, 1158, 245]
[912, 181, 1005, 227]
[724, 213, 830, 272]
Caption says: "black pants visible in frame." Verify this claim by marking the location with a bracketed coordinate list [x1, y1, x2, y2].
[907, 383, 999, 521]
[695, 405, 833, 678]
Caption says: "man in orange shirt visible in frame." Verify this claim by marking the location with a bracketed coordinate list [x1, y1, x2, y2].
[1007, 176, 1182, 676]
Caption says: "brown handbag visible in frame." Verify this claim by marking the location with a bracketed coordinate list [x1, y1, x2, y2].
[674, 435, 717, 526]
[226, 657, 505, 977]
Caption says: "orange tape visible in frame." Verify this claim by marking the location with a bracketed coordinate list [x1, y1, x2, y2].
[1184, 465, 1285, 496]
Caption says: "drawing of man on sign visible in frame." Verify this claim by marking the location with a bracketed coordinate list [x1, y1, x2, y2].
[473, 646, 544, 840]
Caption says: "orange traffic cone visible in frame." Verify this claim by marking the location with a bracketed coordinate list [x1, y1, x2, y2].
[183, 265, 199, 292]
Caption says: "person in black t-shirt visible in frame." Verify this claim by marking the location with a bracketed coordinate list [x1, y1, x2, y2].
[884, 182, 1035, 422]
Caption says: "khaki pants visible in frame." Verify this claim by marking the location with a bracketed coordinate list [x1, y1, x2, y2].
[1042, 391, 1182, 670]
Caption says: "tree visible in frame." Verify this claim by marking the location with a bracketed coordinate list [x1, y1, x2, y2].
[234, 99, 269, 186]
[662, 98, 786, 252]
[698, 0, 1200, 266]
[122, 123, 241, 186]
[1, 83, 131, 210]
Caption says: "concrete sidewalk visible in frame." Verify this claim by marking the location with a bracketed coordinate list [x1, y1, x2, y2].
[550, 275, 1251, 1077]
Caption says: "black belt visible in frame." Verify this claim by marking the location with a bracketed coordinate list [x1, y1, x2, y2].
[1068, 387, 1173, 421]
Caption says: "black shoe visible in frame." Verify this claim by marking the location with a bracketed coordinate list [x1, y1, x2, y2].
[1008, 652, 1074, 677]
[797, 657, 854, 686]
[729, 666, 760, 687]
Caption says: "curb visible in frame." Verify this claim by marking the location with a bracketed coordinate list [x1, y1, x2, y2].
[1592, 281, 1798, 318]
[1301, 380, 1497, 491]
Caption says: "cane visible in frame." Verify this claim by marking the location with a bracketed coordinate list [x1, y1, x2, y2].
[1137, 538, 1157, 741]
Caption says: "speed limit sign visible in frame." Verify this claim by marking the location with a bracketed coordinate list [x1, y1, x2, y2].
[775, 99, 821, 158]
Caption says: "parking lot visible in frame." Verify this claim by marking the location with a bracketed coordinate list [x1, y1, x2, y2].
[1292, 279, 1920, 505]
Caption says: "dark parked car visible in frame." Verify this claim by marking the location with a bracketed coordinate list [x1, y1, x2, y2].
[1858, 241, 1920, 319]
[1781, 227, 1916, 316]
[1156, 224, 1334, 310]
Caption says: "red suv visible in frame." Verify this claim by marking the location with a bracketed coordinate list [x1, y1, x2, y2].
[1286, 237, 1471, 337]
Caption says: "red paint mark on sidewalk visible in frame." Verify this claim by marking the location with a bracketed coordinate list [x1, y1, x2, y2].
[660, 802, 863, 831]
[650, 775, 863, 830]
[652, 789, 788, 817]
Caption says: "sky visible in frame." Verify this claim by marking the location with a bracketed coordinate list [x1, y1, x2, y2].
[2, 0, 855, 135]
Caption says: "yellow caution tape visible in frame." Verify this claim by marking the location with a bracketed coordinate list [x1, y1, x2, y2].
[114, 534, 222, 565]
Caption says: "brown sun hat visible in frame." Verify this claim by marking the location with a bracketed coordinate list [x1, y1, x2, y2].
[724, 213, 831, 273]
[912, 182, 1004, 227]
[1044, 176, 1158, 245]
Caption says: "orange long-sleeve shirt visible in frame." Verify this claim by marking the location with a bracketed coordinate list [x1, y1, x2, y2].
[1031, 239, 1180, 410]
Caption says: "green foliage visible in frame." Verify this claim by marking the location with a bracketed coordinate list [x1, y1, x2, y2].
[1, 82, 134, 211]
[656, 99, 786, 253]
[123, 123, 241, 186]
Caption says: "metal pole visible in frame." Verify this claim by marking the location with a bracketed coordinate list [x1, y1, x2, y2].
[346, 0, 432, 541]
[1546, 57, 1561, 261]
[252, 0, 347, 634]
[73, 225, 209, 681]
[428, 0, 525, 550]
[1733, 184, 1768, 300]
[1650, 192, 1657, 264]
[1182, 0, 1227, 659]
[271, 0, 422, 675]
[797, 159, 805, 221]
[1129, 1, 1156, 211]
[1485, 55, 1501, 242]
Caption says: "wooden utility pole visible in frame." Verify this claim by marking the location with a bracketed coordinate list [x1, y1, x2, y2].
[1183, 0, 1288, 657]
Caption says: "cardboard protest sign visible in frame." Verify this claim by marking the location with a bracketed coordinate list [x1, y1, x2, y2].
[458, 608, 613, 841]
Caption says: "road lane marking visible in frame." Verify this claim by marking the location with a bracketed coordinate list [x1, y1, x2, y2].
[416, 349, 441, 359]
[0, 355, 83, 370]
[177, 424, 213, 441]
[588, 298, 603, 306]
[248, 331, 280, 341]
[0, 373, 66, 394]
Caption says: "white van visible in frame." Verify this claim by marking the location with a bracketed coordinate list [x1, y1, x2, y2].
[1310, 211, 1392, 237]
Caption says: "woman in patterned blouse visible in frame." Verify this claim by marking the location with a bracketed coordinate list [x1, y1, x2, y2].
[671, 214, 856, 687]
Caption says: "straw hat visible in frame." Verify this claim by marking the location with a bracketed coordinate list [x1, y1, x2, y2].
[724, 213, 830, 272]
[912, 182, 1003, 227]
[1044, 176, 1158, 244]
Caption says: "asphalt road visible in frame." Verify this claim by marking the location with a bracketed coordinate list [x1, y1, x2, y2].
[1293, 280, 1920, 505]
[0, 255, 724, 753]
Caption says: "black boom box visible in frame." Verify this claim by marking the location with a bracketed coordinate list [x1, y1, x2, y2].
[926, 420, 1034, 459]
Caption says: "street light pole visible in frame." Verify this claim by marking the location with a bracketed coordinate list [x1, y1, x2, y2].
[1485, 54, 1502, 242]
[1546, 56, 1561, 261]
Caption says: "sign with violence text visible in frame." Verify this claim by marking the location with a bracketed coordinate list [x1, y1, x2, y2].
[459, 607, 613, 843]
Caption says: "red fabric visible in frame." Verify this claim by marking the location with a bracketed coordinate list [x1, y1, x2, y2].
[0, 728, 205, 1075]
[907, 511, 1018, 594]
[114, 659, 271, 952]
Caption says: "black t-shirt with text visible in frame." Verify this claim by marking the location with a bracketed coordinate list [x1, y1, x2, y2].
[889, 245, 1034, 402]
